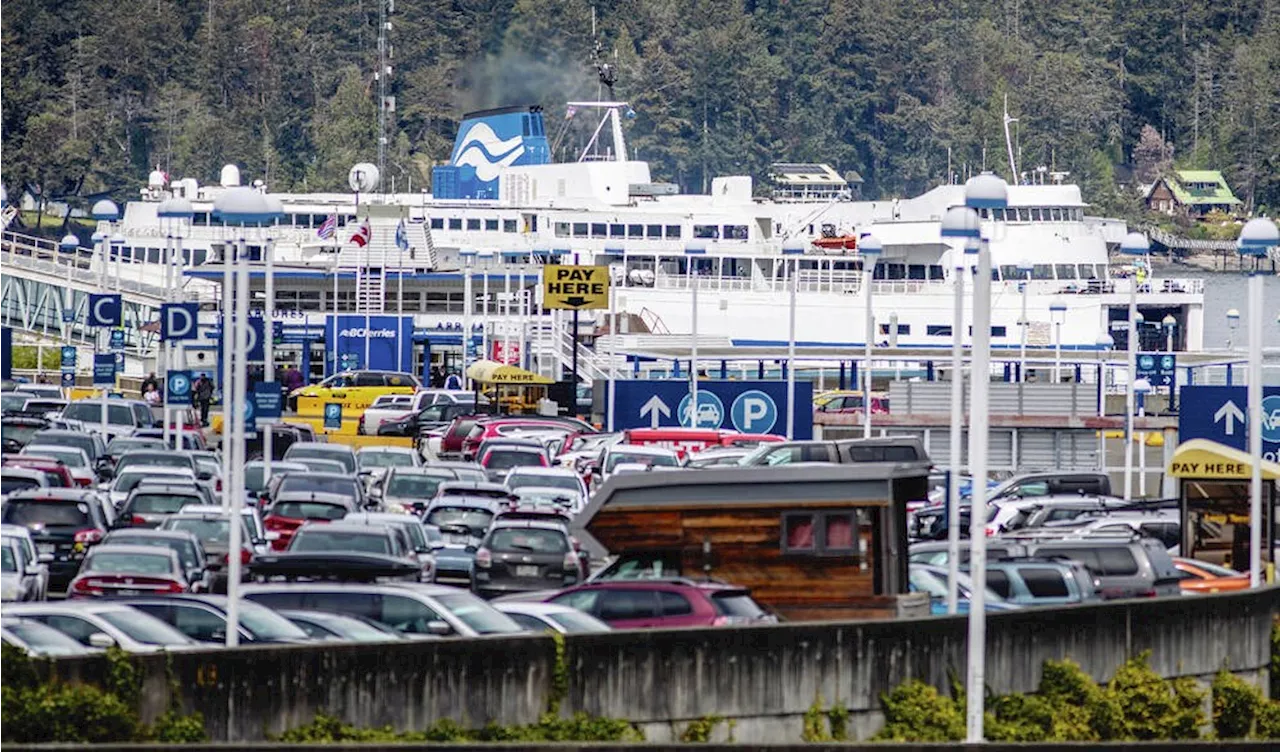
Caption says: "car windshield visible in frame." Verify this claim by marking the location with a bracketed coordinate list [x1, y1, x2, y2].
[386, 474, 450, 499]
[3, 424, 43, 445]
[606, 451, 678, 472]
[2, 500, 91, 527]
[84, 551, 175, 575]
[95, 609, 190, 645]
[285, 447, 355, 473]
[278, 475, 358, 497]
[118, 454, 192, 472]
[358, 452, 416, 469]
[508, 474, 579, 492]
[108, 537, 199, 569]
[62, 402, 136, 425]
[291, 530, 391, 555]
[488, 528, 567, 553]
[1, 476, 41, 495]
[23, 447, 85, 467]
[549, 610, 609, 634]
[294, 459, 347, 473]
[270, 502, 350, 521]
[425, 507, 493, 531]
[129, 493, 198, 514]
[114, 471, 184, 493]
[107, 439, 164, 456]
[433, 592, 522, 634]
[163, 518, 235, 544]
[710, 592, 765, 618]
[483, 450, 544, 470]
[239, 601, 310, 641]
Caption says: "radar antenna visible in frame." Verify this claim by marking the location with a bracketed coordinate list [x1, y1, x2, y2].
[590, 6, 617, 99]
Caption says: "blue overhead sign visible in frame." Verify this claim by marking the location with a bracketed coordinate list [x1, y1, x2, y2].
[1178, 385, 1280, 460]
[1136, 353, 1176, 388]
[167, 370, 192, 406]
[109, 328, 125, 350]
[253, 382, 282, 428]
[160, 303, 200, 341]
[212, 317, 265, 361]
[324, 315, 414, 376]
[88, 294, 121, 327]
[92, 354, 116, 386]
[612, 380, 812, 439]
[60, 346, 77, 369]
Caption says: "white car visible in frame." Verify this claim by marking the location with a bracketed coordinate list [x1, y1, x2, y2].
[106, 466, 198, 509]
[1, 525, 50, 600]
[494, 602, 611, 634]
[598, 445, 682, 484]
[5, 602, 197, 652]
[504, 467, 588, 498]
[20, 444, 95, 486]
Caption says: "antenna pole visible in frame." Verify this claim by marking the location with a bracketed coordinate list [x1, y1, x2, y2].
[377, 0, 392, 195]
[1002, 94, 1019, 184]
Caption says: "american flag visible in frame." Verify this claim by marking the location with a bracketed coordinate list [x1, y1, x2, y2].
[316, 214, 337, 239]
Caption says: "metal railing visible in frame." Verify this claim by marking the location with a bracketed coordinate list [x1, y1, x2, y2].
[1, 231, 172, 303]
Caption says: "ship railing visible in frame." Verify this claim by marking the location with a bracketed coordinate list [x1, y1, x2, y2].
[2, 231, 171, 302]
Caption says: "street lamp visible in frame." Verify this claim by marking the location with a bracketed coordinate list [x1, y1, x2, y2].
[1050, 302, 1067, 383]
[859, 234, 883, 439]
[603, 244, 624, 432]
[940, 206, 980, 615]
[1134, 377, 1152, 497]
[1119, 231, 1150, 503]
[1226, 308, 1240, 352]
[478, 251, 494, 363]
[157, 197, 194, 451]
[1238, 216, 1279, 587]
[1016, 258, 1034, 382]
[685, 240, 707, 425]
[1162, 314, 1177, 352]
[960, 171, 1008, 744]
[460, 250, 476, 387]
[782, 239, 805, 439]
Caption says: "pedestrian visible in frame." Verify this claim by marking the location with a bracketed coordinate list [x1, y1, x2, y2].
[193, 374, 214, 426]
[143, 383, 161, 406]
[443, 371, 462, 390]
[140, 371, 159, 394]
[283, 365, 305, 393]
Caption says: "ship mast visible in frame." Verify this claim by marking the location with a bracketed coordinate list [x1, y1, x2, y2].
[1002, 94, 1019, 185]
[376, 0, 394, 196]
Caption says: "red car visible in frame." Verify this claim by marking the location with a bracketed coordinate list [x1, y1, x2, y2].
[2, 456, 75, 488]
[543, 579, 775, 629]
[439, 415, 491, 459]
[67, 544, 192, 596]
[462, 419, 577, 461]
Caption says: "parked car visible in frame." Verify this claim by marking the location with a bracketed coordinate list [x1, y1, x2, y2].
[3, 455, 75, 488]
[283, 442, 357, 474]
[374, 467, 460, 513]
[101, 528, 213, 593]
[495, 601, 611, 634]
[104, 436, 167, 463]
[343, 511, 438, 581]
[908, 563, 1021, 614]
[361, 389, 476, 435]
[1172, 557, 1251, 594]
[59, 400, 156, 439]
[67, 544, 192, 597]
[263, 475, 363, 550]
[1, 524, 50, 600]
[278, 609, 404, 642]
[117, 484, 208, 528]
[473, 521, 583, 599]
[118, 594, 312, 644]
[1, 468, 48, 498]
[157, 512, 258, 592]
[289, 370, 420, 416]
[994, 534, 1182, 599]
[241, 582, 524, 637]
[6, 602, 196, 652]
[1, 488, 112, 593]
[29, 429, 108, 471]
[20, 445, 95, 486]
[2, 616, 99, 656]
[544, 579, 776, 629]
[972, 559, 1101, 606]
[479, 444, 550, 482]
[106, 467, 199, 509]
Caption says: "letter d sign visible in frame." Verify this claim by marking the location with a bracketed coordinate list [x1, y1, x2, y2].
[161, 303, 200, 341]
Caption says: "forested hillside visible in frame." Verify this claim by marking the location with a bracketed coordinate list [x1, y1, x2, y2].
[3, 0, 1277, 214]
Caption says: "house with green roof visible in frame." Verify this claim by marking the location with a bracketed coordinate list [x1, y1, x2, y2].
[1145, 170, 1242, 219]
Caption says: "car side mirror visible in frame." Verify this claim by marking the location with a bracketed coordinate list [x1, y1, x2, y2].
[429, 541, 445, 551]
[87, 632, 116, 649]
[25, 564, 42, 576]
[425, 620, 453, 636]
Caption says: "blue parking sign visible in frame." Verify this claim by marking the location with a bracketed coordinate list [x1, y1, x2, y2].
[61, 346, 77, 368]
[167, 370, 193, 406]
[61, 371, 75, 387]
[324, 402, 342, 429]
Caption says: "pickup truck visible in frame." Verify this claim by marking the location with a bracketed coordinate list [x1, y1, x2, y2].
[358, 389, 476, 435]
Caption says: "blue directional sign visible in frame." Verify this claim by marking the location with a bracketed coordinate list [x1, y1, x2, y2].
[109, 328, 125, 350]
[88, 294, 121, 327]
[324, 402, 343, 430]
[60, 346, 77, 369]
[167, 370, 193, 406]
[253, 382, 282, 428]
[1178, 385, 1280, 459]
[61, 371, 75, 387]
[1136, 353, 1176, 388]
[338, 352, 361, 370]
[160, 303, 200, 341]
[92, 354, 116, 386]
[213, 318, 265, 361]
[612, 380, 812, 439]
[61, 309, 76, 323]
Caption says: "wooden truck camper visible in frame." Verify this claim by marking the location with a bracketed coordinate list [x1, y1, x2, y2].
[572, 462, 932, 620]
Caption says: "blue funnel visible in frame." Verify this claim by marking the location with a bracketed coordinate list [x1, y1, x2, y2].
[433, 106, 550, 200]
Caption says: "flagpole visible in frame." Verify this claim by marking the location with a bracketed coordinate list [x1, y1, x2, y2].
[397, 219, 405, 373]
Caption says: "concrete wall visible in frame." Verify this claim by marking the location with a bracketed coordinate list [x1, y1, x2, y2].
[29, 587, 1278, 743]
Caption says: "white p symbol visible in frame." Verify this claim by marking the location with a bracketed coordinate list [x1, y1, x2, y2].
[743, 398, 768, 427]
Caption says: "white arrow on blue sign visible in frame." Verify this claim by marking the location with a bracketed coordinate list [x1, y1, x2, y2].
[1179, 385, 1280, 458]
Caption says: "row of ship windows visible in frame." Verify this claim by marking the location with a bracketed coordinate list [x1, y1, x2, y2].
[878, 323, 1011, 338]
[974, 207, 1086, 222]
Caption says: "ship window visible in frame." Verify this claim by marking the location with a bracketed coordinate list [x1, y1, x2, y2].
[448, 218, 462, 230]
[430, 218, 444, 230]
[572, 223, 588, 237]
[297, 290, 321, 311]
[1078, 264, 1099, 280]
[522, 116, 531, 137]
[992, 208, 1005, 221]
[591, 223, 607, 238]
[609, 224, 625, 237]
[466, 218, 481, 231]
[665, 225, 682, 239]
[722, 225, 748, 240]
[907, 264, 927, 280]
[993, 326, 1007, 337]
[878, 323, 910, 335]
[927, 325, 952, 336]
[929, 265, 944, 280]
[885, 263, 906, 280]
[503, 219, 517, 233]
[646, 224, 662, 239]
[484, 219, 499, 231]
[555, 222, 571, 238]
[1055, 264, 1077, 279]
[979, 208, 990, 219]
[1032, 264, 1054, 280]
[1050, 208, 1063, 221]
[627, 224, 644, 238]
[693, 225, 719, 239]
[1001, 265, 1024, 280]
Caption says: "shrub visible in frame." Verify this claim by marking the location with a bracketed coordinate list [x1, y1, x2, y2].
[276, 711, 642, 742]
[1255, 700, 1280, 740]
[1107, 652, 1204, 740]
[1212, 669, 1262, 739]
[1, 682, 141, 743]
[872, 680, 964, 742]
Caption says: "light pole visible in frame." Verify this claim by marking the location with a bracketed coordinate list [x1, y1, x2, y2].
[782, 239, 805, 439]
[859, 234, 883, 439]
[1134, 377, 1151, 497]
[90, 200, 119, 432]
[685, 241, 707, 426]
[1016, 259, 1033, 382]
[1226, 308, 1240, 354]
[961, 171, 1008, 744]
[1096, 333, 1114, 467]
[604, 246, 623, 432]
[262, 195, 283, 492]
[1238, 216, 1278, 587]
[460, 250, 476, 388]
[1119, 232, 1150, 503]
[1162, 314, 1177, 352]
[479, 250, 493, 362]
[940, 206, 981, 615]
[1050, 302, 1067, 383]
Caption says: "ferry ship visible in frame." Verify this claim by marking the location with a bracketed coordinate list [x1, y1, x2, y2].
[65, 101, 1205, 382]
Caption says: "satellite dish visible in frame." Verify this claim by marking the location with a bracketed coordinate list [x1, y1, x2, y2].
[349, 163, 381, 193]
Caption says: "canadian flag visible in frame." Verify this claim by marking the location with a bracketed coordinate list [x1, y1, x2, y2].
[349, 219, 371, 247]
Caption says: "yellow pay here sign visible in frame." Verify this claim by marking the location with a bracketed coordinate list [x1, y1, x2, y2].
[542, 264, 610, 309]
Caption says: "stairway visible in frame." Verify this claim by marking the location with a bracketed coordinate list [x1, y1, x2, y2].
[355, 268, 384, 313]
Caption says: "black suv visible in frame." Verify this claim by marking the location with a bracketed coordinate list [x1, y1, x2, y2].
[472, 520, 582, 599]
[0, 489, 111, 591]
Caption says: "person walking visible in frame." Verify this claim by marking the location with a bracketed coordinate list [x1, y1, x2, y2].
[193, 374, 214, 426]
[140, 371, 159, 395]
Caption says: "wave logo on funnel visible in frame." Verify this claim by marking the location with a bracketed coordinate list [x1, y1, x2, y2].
[452, 123, 525, 182]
